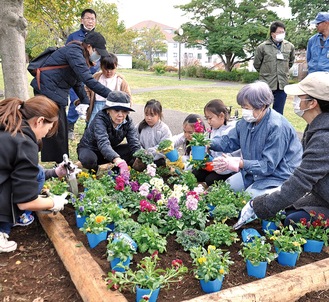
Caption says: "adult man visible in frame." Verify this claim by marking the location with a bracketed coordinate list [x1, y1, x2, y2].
[253, 21, 295, 115]
[66, 8, 99, 140]
[307, 12, 329, 74]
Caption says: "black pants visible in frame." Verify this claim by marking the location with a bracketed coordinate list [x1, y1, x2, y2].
[192, 169, 232, 187]
[41, 105, 68, 163]
[78, 143, 134, 172]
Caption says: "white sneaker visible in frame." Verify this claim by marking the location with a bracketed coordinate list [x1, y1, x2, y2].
[0, 232, 17, 252]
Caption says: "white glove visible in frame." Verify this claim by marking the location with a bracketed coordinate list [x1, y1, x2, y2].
[75, 104, 89, 120]
[50, 193, 68, 213]
[233, 200, 257, 230]
[213, 154, 240, 173]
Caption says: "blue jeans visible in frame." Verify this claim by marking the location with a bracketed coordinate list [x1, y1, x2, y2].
[67, 89, 79, 125]
[0, 165, 45, 234]
[272, 89, 287, 115]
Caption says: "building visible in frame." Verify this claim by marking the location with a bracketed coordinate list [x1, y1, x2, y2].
[130, 20, 220, 68]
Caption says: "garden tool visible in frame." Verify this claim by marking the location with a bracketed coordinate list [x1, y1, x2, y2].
[63, 154, 81, 196]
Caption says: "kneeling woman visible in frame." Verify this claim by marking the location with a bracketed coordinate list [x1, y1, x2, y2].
[77, 91, 141, 175]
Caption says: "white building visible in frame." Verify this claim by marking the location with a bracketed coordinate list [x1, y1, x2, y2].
[130, 20, 220, 68]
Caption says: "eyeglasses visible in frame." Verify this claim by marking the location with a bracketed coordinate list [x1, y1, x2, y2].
[83, 17, 96, 21]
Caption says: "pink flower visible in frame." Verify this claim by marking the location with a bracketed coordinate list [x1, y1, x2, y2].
[194, 119, 204, 133]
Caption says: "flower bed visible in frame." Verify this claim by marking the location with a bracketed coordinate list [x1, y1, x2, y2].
[45, 166, 329, 302]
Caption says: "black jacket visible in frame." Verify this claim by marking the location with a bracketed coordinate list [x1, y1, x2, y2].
[30, 43, 111, 107]
[0, 122, 39, 223]
[78, 110, 141, 162]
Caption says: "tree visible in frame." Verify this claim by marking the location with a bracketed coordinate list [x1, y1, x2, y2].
[0, 0, 29, 99]
[176, 0, 284, 71]
[287, 0, 329, 49]
[133, 26, 167, 66]
[92, 0, 137, 54]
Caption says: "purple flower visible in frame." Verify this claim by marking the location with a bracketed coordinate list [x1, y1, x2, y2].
[130, 181, 140, 192]
[167, 197, 182, 219]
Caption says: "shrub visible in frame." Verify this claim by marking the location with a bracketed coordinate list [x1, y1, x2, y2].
[132, 58, 149, 70]
[241, 71, 259, 83]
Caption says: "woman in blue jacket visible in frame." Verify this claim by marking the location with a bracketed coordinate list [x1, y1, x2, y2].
[31, 31, 111, 163]
[210, 81, 302, 198]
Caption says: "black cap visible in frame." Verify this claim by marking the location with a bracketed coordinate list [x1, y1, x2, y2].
[83, 31, 109, 57]
[103, 91, 135, 112]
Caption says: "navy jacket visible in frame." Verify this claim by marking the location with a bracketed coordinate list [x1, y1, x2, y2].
[30, 43, 110, 107]
[78, 110, 141, 162]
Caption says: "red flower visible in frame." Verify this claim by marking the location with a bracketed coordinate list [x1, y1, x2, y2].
[204, 161, 214, 172]
[194, 119, 204, 133]
[318, 213, 325, 220]
[172, 259, 183, 268]
[151, 251, 159, 258]
[309, 210, 316, 217]
[142, 295, 149, 301]
[300, 218, 307, 225]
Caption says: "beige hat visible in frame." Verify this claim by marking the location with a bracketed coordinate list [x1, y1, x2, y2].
[284, 71, 329, 101]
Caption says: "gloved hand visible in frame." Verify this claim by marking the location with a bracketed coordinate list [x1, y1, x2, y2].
[75, 104, 89, 120]
[117, 161, 129, 176]
[213, 154, 240, 173]
[50, 193, 69, 213]
[233, 200, 258, 230]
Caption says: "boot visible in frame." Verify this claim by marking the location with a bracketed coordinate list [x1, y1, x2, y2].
[68, 123, 75, 140]
[0, 232, 17, 253]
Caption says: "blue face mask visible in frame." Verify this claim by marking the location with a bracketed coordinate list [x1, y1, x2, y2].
[90, 50, 101, 63]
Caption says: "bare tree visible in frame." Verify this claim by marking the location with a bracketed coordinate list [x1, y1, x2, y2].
[0, 0, 29, 99]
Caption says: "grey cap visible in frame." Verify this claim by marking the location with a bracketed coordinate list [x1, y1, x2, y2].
[103, 91, 135, 112]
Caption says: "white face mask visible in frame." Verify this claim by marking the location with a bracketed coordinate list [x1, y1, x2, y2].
[293, 96, 310, 117]
[242, 109, 258, 123]
[275, 33, 285, 42]
[90, 50, 101, 63]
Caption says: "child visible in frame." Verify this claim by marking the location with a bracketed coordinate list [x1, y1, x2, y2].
[86, 53, 132, 125]
[193, 99, 236, 186]
[171, 113, 205, 158]
[136, 99, 172, 167]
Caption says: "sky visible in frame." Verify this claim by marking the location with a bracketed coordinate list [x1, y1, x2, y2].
[106, 0, 291, 29]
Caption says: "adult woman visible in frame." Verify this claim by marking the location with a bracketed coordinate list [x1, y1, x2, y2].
[77, 91, 141, 174]
[0, 96, 68, 252]
[234, 72, 329, 229]
[86, 53, 132, 125]
[210, 81, 302, 198]
[30, 31, 111, 163]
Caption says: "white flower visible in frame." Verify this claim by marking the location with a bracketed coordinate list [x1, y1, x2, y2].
[139, 183, 150, 196]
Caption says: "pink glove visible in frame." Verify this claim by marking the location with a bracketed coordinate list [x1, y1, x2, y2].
[213, 154, 240, 173]
[117, 161, 129, 176]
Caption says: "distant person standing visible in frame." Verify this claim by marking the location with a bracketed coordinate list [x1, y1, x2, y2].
[253, 21, 295, 115]
[66, 8, 99, 140]
[307, 12, 329, 73]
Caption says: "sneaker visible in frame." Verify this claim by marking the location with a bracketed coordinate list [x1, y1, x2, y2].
[68, 130, 75, 140]
[0, 232, 17, 253]
[13, 213, 34, 227]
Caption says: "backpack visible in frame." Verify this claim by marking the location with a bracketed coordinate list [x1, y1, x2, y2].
[27, 46, 69, 89]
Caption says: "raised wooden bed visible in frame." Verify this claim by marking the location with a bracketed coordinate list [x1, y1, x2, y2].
[37, 212, 329, 302]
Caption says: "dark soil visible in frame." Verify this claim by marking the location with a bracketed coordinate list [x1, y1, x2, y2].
[1, 204, 329, 302]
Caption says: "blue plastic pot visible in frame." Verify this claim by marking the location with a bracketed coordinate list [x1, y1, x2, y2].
[246, 260, 267, 279]
[277, 251, 299, 267]
[191, 146, 206, 160]
[86, 231, 107, 249]
[262, 220, 278, 234]
[303, 239, 324, 253]
[135, 286, 160, 302]
[110, 256, 131, 272]
[241, 228, 261, 243]
[75, 211, 87, 228]
[199, 277, 223, 293]
[166, 149, 179, 162]
[112, 233, 137, 251]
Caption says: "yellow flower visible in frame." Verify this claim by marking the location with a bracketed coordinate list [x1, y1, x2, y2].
[95, 216, 106, 223]
[207, 245, 216, 253]
[197, 257, 206, 265]
[86, 227, 91, 232]
[292, 242, 300, 247]
[273, 230, 280, 236]
[219, 268, 225, 275]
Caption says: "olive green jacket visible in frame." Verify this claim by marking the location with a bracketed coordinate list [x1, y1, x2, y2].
[253, 39, 295, 91]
